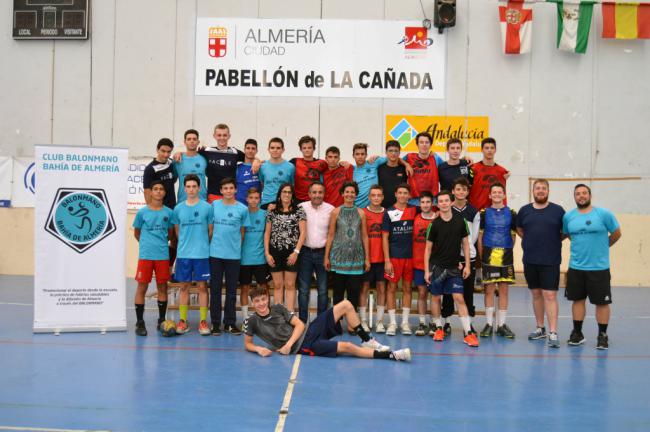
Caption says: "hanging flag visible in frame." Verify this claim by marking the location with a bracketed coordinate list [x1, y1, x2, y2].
[556, 1, 595, 53]
[499, 1, 534, 54]
[602, 2, 650, 39]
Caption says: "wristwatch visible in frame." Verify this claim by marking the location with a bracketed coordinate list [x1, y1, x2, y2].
[293, 248, 301, 254]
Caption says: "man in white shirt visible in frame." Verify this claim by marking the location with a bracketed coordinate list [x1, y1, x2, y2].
[297, 181, 335, 323]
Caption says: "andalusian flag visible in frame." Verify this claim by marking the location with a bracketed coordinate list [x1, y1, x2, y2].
[555, 1, 595, 53]
[602, 2, 650, 39]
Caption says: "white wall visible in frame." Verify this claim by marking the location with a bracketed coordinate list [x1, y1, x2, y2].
[1, 0, 649, 214]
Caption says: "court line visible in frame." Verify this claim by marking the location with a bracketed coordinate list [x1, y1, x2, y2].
[0, 426, 109, 432]
[412, 352, 650, 359]
[0, 339, 241, 352]
[275, 354, 302, 432]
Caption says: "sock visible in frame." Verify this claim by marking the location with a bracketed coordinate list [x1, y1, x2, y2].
[598, 323, 608, 334]
[434, 317, 443, 328]
[359, 307, 367, 323]
[497, 310, 507, 327]
[157, 301, 167, 321]
[200, 306, 208, 322]
[376, 306, 385, 322]
[573, 320, 583, 332]
[460, 316, 472, 334]
[135, 304, 144, 321]
[241, 305, 249, 318]
[355, 324, 371, 342]
[179, 304, 188, 321]
[402, 308, 410, 325]
[373, 350, 391, 359]
[419, 314, 426, 324]
[388, 309, 396, 325]
[486, 307, 495, 326]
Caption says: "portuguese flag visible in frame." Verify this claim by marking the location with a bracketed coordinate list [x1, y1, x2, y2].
[555, 1, 595, 53]
[602, 2, 650, 39]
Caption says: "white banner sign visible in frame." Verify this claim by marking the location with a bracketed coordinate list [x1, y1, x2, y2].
[195, 18, 446, 99]
[0, 157, 11, 207]
[127, 157, 150, 210]
[34, 145, 128, 333]
[11, 157, 35, 207]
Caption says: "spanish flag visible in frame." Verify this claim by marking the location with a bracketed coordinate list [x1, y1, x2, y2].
[602, 2, 650, 39]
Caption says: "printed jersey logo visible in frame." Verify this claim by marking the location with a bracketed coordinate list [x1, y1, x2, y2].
[209, 27, 228, 58]
[306, 168, 321, 181]
[45, 188, 116, 253]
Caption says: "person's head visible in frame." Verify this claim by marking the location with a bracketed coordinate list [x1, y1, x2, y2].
[340, 181, 359, 205]
[246, 187, 261, 209]
[220, 177, 236, 199]
[352, 143, 368, 165]
[298, 135, 316, 159]
[325, 146, 341, 168]
[415, 132, 433, 155]
[481, 137, 497, 160]
[368, 184, 384, 207]
[275, 182, 296, 210]
[156, 138, 174, 161]
[489, 182, 505, 205]
[249, 285, 270, 314]
[183, 129, 200, 151]
[244, 138, 258, 160]
[268, 137, 285, 159]
[184, 174, 200, 199]
[213, 124, 231, 147]
[395, 183, 411, 205]
[451, 176, 470, 201]
[149, 180, 166, 202]
[574, 183, 592, 209]
[419, 191, 434, 213]
[436, 190, 453, 212]
[385, 140, 401, 162]
[532, 178, 550, 205]
[446, 138, 463, 160]
[308, 181, 325, 206]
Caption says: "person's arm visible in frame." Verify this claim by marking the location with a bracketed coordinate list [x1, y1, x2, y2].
[470, 212, 480, 246]
[397, 157, 413, 177]
[264, 220, 275, 267]
[208, 224, 214, 242]
[477, 231, 483, 263]
[324, 208, 339, 271]
[244, 334, 273, 357]
[359, 209, 370, 272]
[287, 219, 306, 266]
[609, 228, 622, 247]
[424, 240, 433, 284]
[461, 237, 471, 279]
[510, 209, 517, 244]
[382, 231, 393, 276]
[134, 228, 141, 241]
[516, 227, 524, 239]
[168, 228, 176, 248]
[277, 316, 305, 355]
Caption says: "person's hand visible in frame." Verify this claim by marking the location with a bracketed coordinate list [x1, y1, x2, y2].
[266, 253, 275, 268]
[462, 264, 470, 280]
[287, 251, 299, 266]
[504, 171, 511, 180]
[251, 158, 263, 174]
[267, 203, 276, 212]
[173, 153, 183, 163]
[364, 259, 371, 272]
[424, 271, 431, 284]
[404, 163, 414, 177]
[340, 160, 351, 169]
[324, 256, 331, 271]
[368, 155, 379, 163]
[464, 155, 474, 164]
[277, 344, 291, 355]
[384, 261, 394, 278]
[257, 347, 273, 357]
[198, 145, 206, 152]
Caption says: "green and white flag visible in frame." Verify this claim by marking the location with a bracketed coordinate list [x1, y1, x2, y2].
[555, 0, 594, 54]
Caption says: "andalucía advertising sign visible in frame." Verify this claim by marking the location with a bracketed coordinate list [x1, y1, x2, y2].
[195, 18, 447, 99]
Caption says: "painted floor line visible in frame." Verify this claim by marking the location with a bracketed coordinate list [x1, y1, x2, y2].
[0, 338, 241, 352]
[275, 354, 302, 432]
[0, 426, 110, 432]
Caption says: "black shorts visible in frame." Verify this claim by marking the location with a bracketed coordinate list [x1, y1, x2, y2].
[524, 263, 560, 291]
[364, 262, 386, 284]
[269, 247, 298, 273]
[299, 308, 342, 358]
[482, 247, 515, 284]
[565, 268, 612, 305]
[239, 264, 271, 285]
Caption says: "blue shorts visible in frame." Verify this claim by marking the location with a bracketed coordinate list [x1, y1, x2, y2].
[364, 262, 385, 284]
[175, 258, 210, 282]
[428, 275, 464, 296]
[299, 308, 342, 358]
[413, 269, 426, 286]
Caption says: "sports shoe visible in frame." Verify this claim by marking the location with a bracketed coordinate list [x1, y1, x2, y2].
[375, 322, 386, 333]
[596, 332, 609, 350]
[198, 320, 210, 336]
[528, 327, 547, 340]
[361, 321, 371, 333]
[176, 319, 189, 334]
[567, 329, 585, 346]
[428, 323, 436, 336]
[392, 348, 412, 362]
[548, 332, 560, 349]
[415, 323, 427, 336]
[443, 322, 452, 335]
[157, 318, 164, 331]
[135, 320, 147, 337]
[361, 338, 391, 352]
[433, 327, 445, 342]
[463, 332, 479, 347]
[480, 324, 493, 338]
[210, 324, 222, 336]
[400, 322, 412, 336]
[224, 324, 242, 335]
[386, 323, 397, 336]
[496, 324, 515, 339]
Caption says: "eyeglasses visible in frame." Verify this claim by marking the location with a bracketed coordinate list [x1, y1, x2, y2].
[281, 190, 293, 194]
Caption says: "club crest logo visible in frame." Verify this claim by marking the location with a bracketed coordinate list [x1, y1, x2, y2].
[24, 162, 36, 194]
[45, 188, 116, 253]
[209, 27, 228, 58]
[398, 27, 433, 50]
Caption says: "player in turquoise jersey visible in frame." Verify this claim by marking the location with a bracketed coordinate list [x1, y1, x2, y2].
[174, 129, 207, 202]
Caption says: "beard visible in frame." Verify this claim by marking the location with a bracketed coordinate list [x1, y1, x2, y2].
[534, 195, 548, 204]
[576, 199, 591, 209]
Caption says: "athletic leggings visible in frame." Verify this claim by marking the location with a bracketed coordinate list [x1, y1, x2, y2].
[331, 272, 363, 309]
[442, 261, 476, 318]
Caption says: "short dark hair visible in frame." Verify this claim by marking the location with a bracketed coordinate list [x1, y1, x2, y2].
[220, 177, 236, 189]
[269, 137, 284, 148]
[385, 140, 400, 152]
[419, 191, 434, 201]
[184, 174, 200, 186]
[452, 176, 470, 190]
[249, 285, 269, 301]
[339, 181, 359, 196]
[244, 138, 258, 148]
[415, 132, 433, 145]
[352, 143, 368, 154]
[369, 184, 384, 193]
[437, 190, 453, 201]
[247, 187, 261, 196]
[490, 182, 505, 193]
[308, 181, 325, 192]
[325, 146, 340, 156]
[574, 183, 591, 194]
[481, 137, 496, 148]
[446, 138, 462, 150]
[298, 135, 316, 149]
[157, 138, 174, 150]
[184, 129, 199, 140]
[149, 180, 165, 191]
[395, 183, 410, 193]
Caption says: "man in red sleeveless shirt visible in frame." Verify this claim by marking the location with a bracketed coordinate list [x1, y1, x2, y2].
[468, 137, 510, 211]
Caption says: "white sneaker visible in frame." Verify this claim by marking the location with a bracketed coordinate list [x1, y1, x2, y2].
[386, 322, 397, 336]
[401, 322, 412, 336]
[361, 321, 371, 333]
[393, 348, 412, 362]
[361, 338, 391, 352]
[375, 322, 386, 333]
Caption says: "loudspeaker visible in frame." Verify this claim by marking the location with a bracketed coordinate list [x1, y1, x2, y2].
[434, 0, 456, 34]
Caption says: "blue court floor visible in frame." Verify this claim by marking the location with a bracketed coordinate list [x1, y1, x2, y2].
[1, 275, 649, 432]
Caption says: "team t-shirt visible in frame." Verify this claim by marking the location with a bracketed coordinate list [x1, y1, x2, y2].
[426, 213, 469, 268]
[563, 207, 619, 271]
[323, 165, 353, 208]
[259, 160, 295, 205]
[132, 206, 174, 260]
[172, 200, 213, 259]
[143, 159, 177, 209]
[241, 209, 267, 266]
[243, 304, 308, 353]
[377, 163, 408, 209]
[174, 154, 207, 202]
[468, 161, 509, 210]
[382, 205, 417, 259]
[290, 158, 328, 202]
[404, 153, 440, 199]
[438, 159, 470, 192]
[199, 147, 245, 195]
[479, 207, 517, 249]
[452, 203, 480, 260]
[353, 157, 387, 209]
[210, 200, 248, 260]
[412, 213, 435, 270]
[236, 163, 262, 204]
[517, 202, 565, 266]
[363, 207, 385, 264]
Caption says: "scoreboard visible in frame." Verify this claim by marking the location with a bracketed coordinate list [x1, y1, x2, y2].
[13, 0, 89, 40]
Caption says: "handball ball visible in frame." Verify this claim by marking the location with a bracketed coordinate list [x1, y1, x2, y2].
[160, 319, 177, 337]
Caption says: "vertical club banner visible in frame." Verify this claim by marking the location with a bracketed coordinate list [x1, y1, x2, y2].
[127, 157, 151, 210]
[34, 145, 128, 333]
[386, 115, 489, 154]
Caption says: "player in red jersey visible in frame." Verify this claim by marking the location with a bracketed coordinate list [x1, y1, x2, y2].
[360, 185, 387, 332]
[290, 136, 328, 202]
[403, 132, 442, 206]
[412, 191, 437, 336]
[323, 146, 353, 208]
[468, 137, 510, 210]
